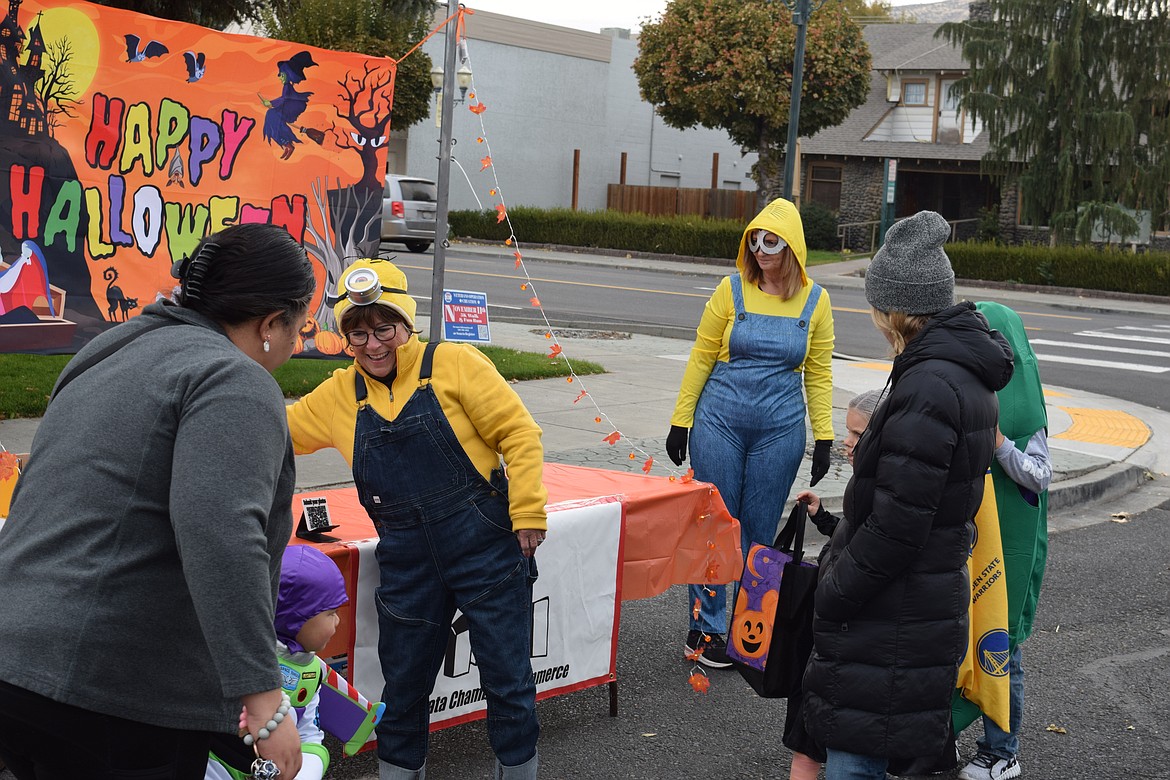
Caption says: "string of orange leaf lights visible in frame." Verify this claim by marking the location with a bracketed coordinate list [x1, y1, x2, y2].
[452, 13, 696, 484]
[446, 9, 727, 693]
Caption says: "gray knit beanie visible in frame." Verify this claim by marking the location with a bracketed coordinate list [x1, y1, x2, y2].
[865, 210, 955, 315]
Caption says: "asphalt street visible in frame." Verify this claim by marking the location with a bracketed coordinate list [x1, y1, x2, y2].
[316, 482, 1170, 780]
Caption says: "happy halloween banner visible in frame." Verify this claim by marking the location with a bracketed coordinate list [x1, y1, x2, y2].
[0, 0, 396, 354]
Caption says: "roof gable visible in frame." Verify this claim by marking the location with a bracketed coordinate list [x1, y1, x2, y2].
[865, 23, 967, 72]
[801, 25, 987, 161]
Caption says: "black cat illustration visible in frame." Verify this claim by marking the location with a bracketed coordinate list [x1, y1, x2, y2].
[104, 267, 139, 322]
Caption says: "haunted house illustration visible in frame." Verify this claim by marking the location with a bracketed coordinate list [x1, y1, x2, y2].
[0, 0, 86, 352]
[0, 0, 47, 138]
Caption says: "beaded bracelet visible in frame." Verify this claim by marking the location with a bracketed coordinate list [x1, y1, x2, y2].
[242, 692, 292, 745]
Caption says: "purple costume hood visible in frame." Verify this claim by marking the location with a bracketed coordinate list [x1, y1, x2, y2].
[275, 545, 348, 654]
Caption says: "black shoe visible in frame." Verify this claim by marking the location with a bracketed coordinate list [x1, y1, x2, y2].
[685, 630, 733, 668]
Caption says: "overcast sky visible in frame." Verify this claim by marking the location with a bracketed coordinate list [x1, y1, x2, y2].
[465, 0, 927, 34]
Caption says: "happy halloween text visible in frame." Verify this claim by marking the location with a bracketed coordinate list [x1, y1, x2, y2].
[8, 94, 307, 263]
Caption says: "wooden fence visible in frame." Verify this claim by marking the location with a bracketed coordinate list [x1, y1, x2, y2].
[606, 183, 757, 222]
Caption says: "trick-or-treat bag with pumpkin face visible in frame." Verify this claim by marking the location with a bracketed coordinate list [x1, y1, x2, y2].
[728, 544, 784, 671]
[726, 500, 820, 698]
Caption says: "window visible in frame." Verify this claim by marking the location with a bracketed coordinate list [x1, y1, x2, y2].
[808, 164, 842, 212]
[398, 180, 436, 202]
[902, 80, 928, 106]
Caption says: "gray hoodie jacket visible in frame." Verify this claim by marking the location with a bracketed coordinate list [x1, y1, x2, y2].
[0, 302, 294, 732]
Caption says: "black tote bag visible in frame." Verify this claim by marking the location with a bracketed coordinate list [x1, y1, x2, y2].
[726, 500, 819, 698]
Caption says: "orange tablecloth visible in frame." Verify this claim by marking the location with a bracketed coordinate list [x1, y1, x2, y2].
[291, 463, 743, 660]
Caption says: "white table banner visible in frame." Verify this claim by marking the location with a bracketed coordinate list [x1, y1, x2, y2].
[349, 497, 624, 729]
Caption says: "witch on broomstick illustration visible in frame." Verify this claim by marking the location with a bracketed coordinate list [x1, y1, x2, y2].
[259, 50, 326, 160]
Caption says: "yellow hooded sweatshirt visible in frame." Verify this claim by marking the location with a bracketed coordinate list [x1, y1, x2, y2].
[287, 337, 548, 532]
[670, 198, 835, 441]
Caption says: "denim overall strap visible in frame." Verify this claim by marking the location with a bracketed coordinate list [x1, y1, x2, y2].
[685, 275, 822, 635]
[350, 344, 491, 521]
[710, 274, 821, 431]
[350, 343, 539, 776]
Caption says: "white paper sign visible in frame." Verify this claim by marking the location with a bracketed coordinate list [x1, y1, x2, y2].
[349, 499, 623, 729]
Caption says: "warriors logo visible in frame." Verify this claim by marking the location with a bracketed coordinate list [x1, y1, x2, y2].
[976, 628, 1012, 677]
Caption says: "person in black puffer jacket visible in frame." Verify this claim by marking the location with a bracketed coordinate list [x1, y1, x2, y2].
[802, 210, 1014, 780]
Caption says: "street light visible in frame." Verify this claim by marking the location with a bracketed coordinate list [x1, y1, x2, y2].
[430, 63, 473, 104]
[771, 0, 832, 202]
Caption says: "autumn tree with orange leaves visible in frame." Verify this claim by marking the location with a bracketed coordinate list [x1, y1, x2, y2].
[634, 0, 872, 203]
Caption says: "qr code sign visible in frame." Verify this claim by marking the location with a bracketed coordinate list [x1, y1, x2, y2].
[301, 497, 333, 531]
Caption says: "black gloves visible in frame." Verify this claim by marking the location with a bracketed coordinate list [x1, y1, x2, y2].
[667, 429, 829, 479]
[809, 439, 832, 487]
[665, 425, 690, 466]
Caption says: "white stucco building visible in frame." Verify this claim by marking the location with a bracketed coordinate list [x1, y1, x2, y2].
[386, 10, 759, 212]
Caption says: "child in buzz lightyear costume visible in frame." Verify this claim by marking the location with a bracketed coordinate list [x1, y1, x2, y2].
[206, 546, 385, 780]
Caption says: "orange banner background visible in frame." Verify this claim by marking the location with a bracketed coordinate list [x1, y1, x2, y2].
[0, 0, 395, 353]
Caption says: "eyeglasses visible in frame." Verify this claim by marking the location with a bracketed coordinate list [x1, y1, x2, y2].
[748, 230, 788, 256]
[344, 323, 401, 347]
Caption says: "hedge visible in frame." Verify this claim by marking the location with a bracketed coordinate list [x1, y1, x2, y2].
[946, 242, 1170, 297]
[449, 207, 744, 260]
[448, 207, 1170, 297]
[449, 204, 845, 258]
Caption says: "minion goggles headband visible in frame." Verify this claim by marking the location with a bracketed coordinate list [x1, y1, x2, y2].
[326, 266, 407, 307]
[748, 230, 787, 256]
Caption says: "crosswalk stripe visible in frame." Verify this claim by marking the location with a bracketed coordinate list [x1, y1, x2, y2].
[1076, 330, 1170, 346]
[1030, 339, 1170, 358]
[1033, 353, 1170, 373]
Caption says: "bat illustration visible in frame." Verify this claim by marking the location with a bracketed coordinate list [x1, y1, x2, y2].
[124, 34, 168, 62]
[166, 152, 185, 188]
[183, 51, 206, 82]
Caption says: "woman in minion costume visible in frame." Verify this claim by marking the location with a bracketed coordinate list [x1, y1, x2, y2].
[666, 197, 835, 668]
[286, 258, 546, 780]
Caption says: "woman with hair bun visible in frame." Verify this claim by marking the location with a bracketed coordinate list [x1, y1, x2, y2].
[0, 223, 316, 779]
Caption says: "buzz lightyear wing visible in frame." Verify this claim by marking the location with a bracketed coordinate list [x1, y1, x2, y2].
[314, 657, 386, 756]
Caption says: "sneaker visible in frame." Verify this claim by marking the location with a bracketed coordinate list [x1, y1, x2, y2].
[958, 753, 1020, 780]
[684, 630, 733, 669]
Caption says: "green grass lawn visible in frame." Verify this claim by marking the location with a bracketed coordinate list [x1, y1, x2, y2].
[0, 346, 604, 421]
[807, 249, 862, 266]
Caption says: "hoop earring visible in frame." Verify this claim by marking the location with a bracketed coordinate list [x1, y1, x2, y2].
[263, 336, 271, 353]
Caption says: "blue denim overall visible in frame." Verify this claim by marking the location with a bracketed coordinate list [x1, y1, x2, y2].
[688, 274, 823, 634]
[352, 343, 539, 780]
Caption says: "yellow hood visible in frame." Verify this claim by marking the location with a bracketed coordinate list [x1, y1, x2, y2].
[735, 197, 808, 286]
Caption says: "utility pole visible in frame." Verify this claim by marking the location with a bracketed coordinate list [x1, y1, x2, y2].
[775, 0, 831, 202]
[428, 0, 461, 343]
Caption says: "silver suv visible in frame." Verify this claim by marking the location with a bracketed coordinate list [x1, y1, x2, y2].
[382, 174, 437, 253]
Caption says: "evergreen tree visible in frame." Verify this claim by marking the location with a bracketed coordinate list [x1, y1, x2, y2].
[634, 0, 872, 202]
[940, 0, 1170, 244]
